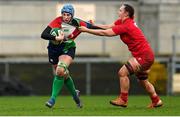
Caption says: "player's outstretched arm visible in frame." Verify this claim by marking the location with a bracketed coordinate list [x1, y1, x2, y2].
[92, 23, 115, 29]
[78, 26, 116, 37]
[70, 18, 104, 30]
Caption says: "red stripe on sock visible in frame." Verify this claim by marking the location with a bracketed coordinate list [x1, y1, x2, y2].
[120, 92, 128, 102]
[151, 95, 160, 104]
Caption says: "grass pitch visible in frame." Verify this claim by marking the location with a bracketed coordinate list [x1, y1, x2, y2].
[0, 95, 179, 116]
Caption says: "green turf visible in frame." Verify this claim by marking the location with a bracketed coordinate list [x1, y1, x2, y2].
[0, 95, 179, 116]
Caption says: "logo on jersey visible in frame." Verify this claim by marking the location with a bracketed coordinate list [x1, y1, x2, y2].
[61, 22, 76, 39]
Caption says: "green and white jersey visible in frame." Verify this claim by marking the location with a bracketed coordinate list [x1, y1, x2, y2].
[48, 17, 88, 52]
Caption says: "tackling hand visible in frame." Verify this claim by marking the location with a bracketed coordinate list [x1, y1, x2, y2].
[78, 26, 88, 32]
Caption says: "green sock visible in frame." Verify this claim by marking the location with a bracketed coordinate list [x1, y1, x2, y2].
[51, 75, 64, 100]
[64, 76, 77, 97]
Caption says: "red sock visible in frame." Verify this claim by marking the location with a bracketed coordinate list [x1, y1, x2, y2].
[120, 92, 128, 102]
[150, 95, 160, 104]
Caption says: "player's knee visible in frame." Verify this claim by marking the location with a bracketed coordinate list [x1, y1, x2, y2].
[56, 67, 65, 77]
[118, 69, 128, 77]
[56, 61, 69, 77]
[118, 70, 123, 77]
[118, 65, 130, 77]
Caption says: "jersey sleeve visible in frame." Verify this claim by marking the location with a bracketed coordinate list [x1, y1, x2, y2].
[41, 26, 56, 40]
[79, 20, 87, 27]
[112, 24, 127, 35]
[48, 17, 61, 28]
[114, 19, 121, 25]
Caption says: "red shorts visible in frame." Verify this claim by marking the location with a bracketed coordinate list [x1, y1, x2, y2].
[135, 50, 154, 70]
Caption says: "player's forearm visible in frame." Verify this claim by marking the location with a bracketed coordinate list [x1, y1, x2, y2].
[86, 29, 107, 36]
[93, 24, 114, 29]
[41, 26, 56, 40]
[88, 24, 104, 29]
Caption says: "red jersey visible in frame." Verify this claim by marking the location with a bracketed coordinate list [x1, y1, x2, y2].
[48, 16, 86, 40]
[112, 18, 154, 70]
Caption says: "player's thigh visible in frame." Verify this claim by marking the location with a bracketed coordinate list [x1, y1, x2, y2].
[58, 55, 73, 67]
[58, 47, 75, 66]
[48, 47, 59, 65]
[127, 57, 142, 73]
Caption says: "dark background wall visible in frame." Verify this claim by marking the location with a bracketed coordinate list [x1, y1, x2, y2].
[0, 62, 149, 96]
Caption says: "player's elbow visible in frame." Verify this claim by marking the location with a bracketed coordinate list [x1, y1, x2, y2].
[41, 31, 46, 39]
[41, 33, 44, 39]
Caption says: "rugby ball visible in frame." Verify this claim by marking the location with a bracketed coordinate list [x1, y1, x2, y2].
[50, 28, 62, 37]
[50, 28, 63, 44]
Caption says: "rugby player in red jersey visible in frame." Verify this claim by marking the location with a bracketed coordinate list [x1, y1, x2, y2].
[79, 4, 163, 108]
[41, 4, 99, 108]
